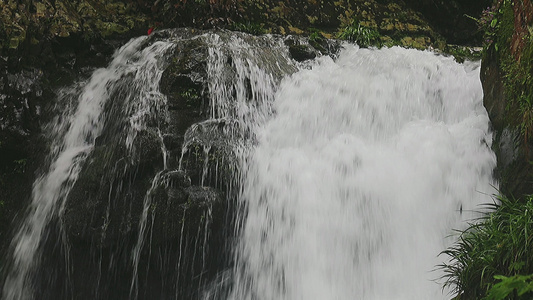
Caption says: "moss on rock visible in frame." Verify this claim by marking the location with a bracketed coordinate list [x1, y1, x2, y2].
[481, 0, 533, 197]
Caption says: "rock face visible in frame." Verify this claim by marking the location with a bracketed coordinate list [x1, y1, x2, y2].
[0, 66, 48, 243]
[481, 45, 532, 197]
[62, 30, 215, 248]
[480, 0, 533, 198]
[0, 0, 141, 247]
[28, 29, 227, 299]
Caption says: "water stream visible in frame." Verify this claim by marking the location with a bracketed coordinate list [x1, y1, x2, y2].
[3, 36, 174, 300]
[227, 45, 496, 300]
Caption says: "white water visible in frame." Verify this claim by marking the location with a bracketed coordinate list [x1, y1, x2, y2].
[229, 46, 496, 300]
[3, 36, 173, 300]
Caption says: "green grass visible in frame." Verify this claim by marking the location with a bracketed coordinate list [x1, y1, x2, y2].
[337, 19, 381, 48]
[440, 195, 533, 299]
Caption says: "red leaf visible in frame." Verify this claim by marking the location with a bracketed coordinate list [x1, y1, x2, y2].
[147, 27, 154, 35]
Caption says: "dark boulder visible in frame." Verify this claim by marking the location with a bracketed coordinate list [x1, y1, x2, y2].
[62, 29, 225, 249]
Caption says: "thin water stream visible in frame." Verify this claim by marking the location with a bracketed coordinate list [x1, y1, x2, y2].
[3, 36, 174, 300]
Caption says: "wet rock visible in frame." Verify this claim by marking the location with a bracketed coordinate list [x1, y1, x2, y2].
[62, 30, 230, 248]
[62, 145, 143, 246]
[177, 118, 240, 188]
[63, 125, 168, 246]
[481, 45, 507, 133]
[63, 154, 223, 247]
[285, 37, 317, 61]
[149, 178, 224, 245]
[160, 35, 210, 155]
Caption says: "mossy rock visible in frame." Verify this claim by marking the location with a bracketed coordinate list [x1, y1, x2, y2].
[480, 0, 533, 198]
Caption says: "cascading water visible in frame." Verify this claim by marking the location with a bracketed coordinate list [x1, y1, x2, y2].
[3, 36, 174, 299]
[1, 28, 495, 300]
[227, 46, 496, 300]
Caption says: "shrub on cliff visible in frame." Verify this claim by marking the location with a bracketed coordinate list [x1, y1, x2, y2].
[482, 0, 533, 143]
[440, 195, 533, 299]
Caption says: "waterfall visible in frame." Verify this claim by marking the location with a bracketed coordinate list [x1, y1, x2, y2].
[2, 29, 495, 299]
[228, 46, 496, 300]
[3, 36, 174, 300]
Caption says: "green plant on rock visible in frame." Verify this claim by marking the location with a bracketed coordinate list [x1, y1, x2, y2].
[483, 0, 533, 145]
[445, 44, 482, 63]
[504, 36, 533, 144]
[307, 28, 328, 53]
[519, 94, 533, 143]
[440, 194, 533, 299]
[466, 4, 499, 49]
[308, 28, 324, 43]
[337, 19, 381, 48]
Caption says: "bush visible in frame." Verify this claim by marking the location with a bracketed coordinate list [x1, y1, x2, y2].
[440, 195, 533, 299]
[481, 0, 533, 144]
[337, 19, 381, 47]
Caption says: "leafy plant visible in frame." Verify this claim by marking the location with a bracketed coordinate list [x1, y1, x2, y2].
[484, 274, 533, 300]
[337, 20, 381, 48]
[307, 28, 328, 53]
[440, 194, 533, 299]
[480, 0, 533, 146]
[444, 44, 482, 63]
[465, 4, 499, 48]
[308, 28, 324, 44]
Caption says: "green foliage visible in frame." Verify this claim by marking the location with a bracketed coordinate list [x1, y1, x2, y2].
[445, 44, 482, 63]
[493, 0, 514, 54]
[308, 28, 324, 43]
[307, 28, 327, 53]
[337, 19, 381, 48]
[482, 0, 533, 144]
[440, 195, 533, 299]
[484, 274, 533, 300]
[503, 38, 533, 142]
